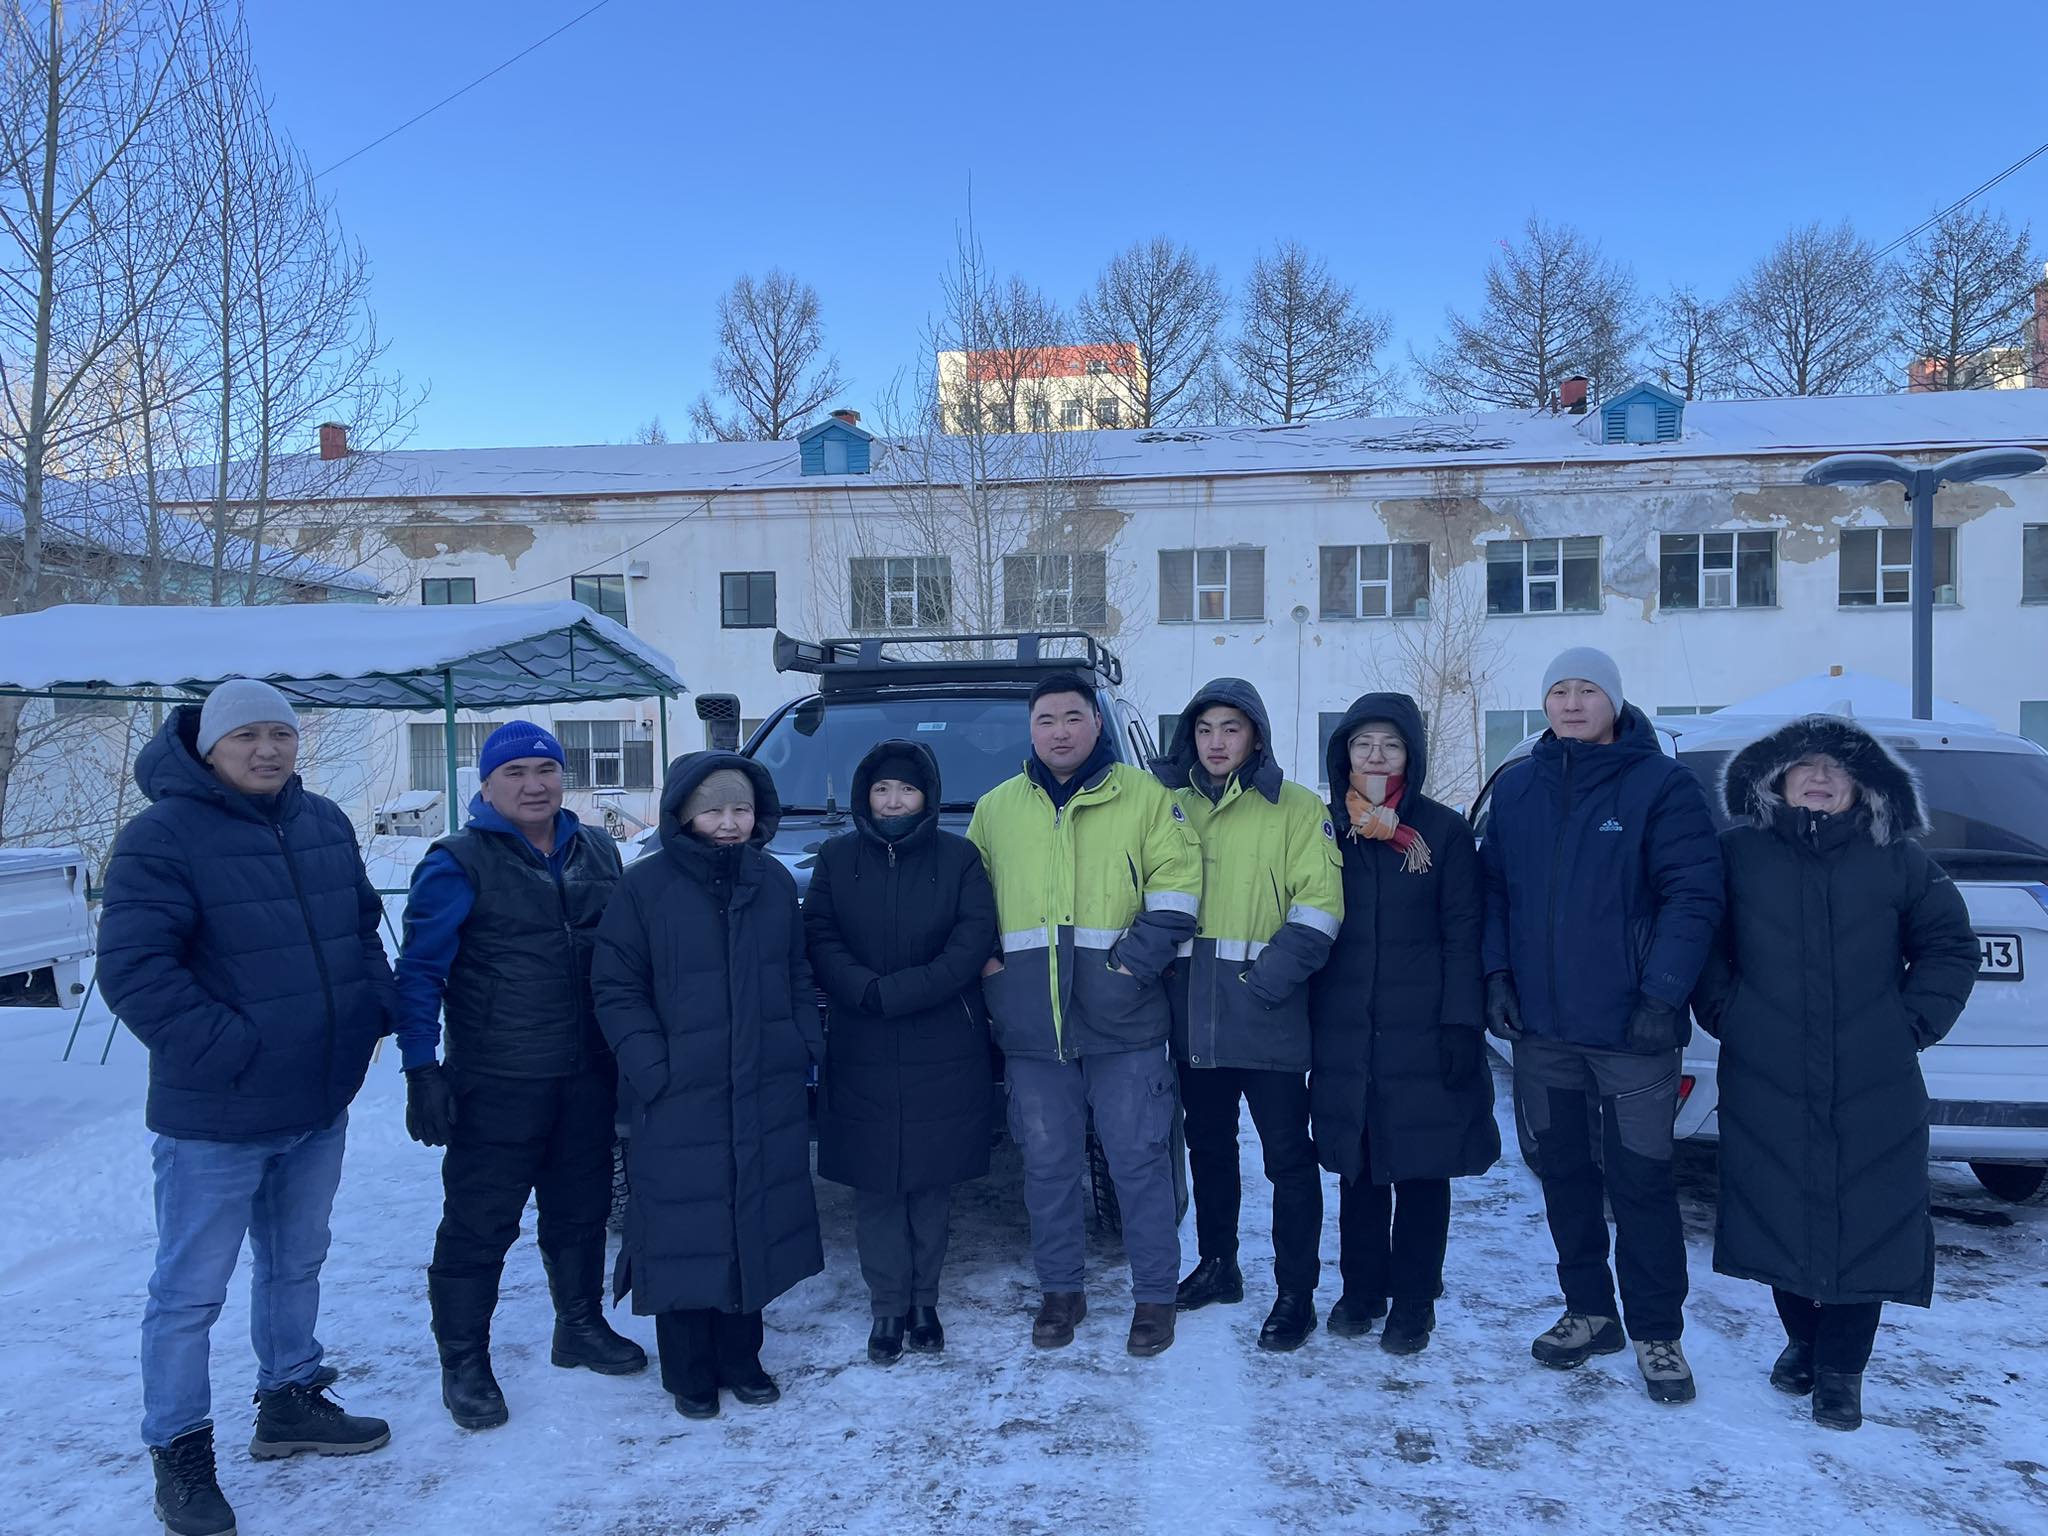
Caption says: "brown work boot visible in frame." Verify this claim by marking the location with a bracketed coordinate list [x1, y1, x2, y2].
[1031, 1291, 1087, 1349]
[1127, 1302, 1177, 1358]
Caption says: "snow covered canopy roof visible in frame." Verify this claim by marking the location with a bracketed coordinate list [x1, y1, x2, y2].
[159, 390, 2048, 503]
[0, 601, 682, 710]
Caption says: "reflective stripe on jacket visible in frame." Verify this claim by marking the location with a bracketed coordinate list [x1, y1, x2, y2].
[966, 759, 1201, 1059]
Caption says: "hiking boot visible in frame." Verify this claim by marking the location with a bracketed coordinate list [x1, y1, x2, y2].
[1174, 1256, 1244, 1312]
[1380, 1301, 1436, 1357]
[440, 1350, 509, 1431]
[1325, 1293, 1387, 1339]
[1770, 1338, 1817, 1396]
[1530, 1311, 1626, 1370]
[868, 1314, 906, 1366]
[904, 1306, 945, 1355]
[1127, 1301, 1177, 1358]
[150, 1425, 235, 1536]
[1634, 1338, 1697, 1404]
[543, 1241, 648, 1376]
[1812, 1369, 1863, 1431]
[1257, 1291, 1317, 1353]
[248, 1382, 391, 1459]
[1031, 1291, 1087, 1349]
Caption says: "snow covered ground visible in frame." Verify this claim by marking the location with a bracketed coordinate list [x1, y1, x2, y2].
[4, 990, 2046, 1536]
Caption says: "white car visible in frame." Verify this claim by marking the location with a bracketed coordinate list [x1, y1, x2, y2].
[1473, 713, 2048, 1206]
[0, 846, 93, 1007]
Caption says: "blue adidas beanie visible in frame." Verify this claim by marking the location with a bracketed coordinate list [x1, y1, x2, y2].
[477, 720, 565, 781]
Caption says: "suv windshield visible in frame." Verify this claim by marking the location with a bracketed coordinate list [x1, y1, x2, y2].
[1678, 747, 2048, 876]
[750, 693, 1038, 812]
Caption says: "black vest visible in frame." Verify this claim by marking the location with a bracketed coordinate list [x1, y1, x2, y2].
[437, 822, 622, 1078]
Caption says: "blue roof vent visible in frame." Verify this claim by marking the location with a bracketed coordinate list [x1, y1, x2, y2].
[798, 409, 875, 475]
[1599, 381, 1685, 445]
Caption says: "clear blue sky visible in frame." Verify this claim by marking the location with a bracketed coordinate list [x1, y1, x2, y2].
[251, 0, 2046, 451]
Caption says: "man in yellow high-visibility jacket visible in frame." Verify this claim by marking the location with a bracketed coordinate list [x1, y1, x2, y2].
[1157, 679, 1343, 1353]
[967, 672, 1201, 1358]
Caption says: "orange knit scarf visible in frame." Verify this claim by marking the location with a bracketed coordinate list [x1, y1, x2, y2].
[1343, 772, 1432, 873]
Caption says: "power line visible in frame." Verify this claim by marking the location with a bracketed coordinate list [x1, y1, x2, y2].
[480, 495, 715, 604]
[1873, 136, 2048, 259]
[315, 1, 615, 179]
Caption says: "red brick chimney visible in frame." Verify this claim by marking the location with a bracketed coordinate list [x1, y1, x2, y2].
[1559, 376, 1589, 414]
[830, 408, 861, 427]
[318, 421, 349, 460]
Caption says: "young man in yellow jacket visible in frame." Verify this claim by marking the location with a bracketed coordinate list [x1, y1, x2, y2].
[967, 673, 1202, 1358]
[1157, 679, 1343, 1351]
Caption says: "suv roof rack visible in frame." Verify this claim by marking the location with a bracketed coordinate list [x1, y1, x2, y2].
[772, 629, 1124, 691]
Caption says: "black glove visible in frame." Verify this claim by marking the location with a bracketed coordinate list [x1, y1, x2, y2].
[1626, 994, 1685, 1054]
[404, 1062, 458, 1147]
[1439, 1026, 1483, 1087]
[1484, 973, 1523, 1042]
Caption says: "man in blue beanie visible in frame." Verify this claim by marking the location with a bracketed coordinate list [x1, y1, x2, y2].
[395, 719, 644, 1431]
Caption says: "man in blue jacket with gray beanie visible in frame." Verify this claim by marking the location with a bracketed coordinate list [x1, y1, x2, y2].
[1480, 648, 1722, 1405]
[100, 679, 394, 1536]
[395, 719, 644, 1433]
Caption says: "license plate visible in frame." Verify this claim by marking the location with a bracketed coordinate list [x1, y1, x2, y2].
[1977, 933, 2024, 980]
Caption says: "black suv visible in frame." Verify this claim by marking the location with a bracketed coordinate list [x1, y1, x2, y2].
[695, 629, 1185, 1232]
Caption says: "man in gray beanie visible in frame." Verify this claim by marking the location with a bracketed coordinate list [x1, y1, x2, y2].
[100, 679, 393, 1534]
[1478, 647, 1723, 1407]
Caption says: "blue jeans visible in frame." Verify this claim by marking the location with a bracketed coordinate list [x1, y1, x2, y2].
[140, 1111, 348, 1447]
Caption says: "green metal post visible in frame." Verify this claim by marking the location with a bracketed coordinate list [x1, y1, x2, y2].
[442, 669, 460, 833]
[658, 696, 670, 773]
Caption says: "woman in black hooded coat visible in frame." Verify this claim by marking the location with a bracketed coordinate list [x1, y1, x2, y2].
[804, 739, 997, 1364]
[591, 751, 823, 1420]
[1307, 692, 1498, 1355]
[1693, 715, 1978, 1432]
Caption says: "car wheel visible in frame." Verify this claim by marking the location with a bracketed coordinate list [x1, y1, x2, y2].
[1968, 1161, 2048, 1205]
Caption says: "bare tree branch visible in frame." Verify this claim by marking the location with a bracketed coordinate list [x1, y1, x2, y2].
[1074, 236, 1227, 428]
[1645, 284, 1739, 401]
[687, 268, 846, 440]
[1231, 239, 1393, 422]
[1726, 220, 1890, 397]
[1891, 206, 2040, 390]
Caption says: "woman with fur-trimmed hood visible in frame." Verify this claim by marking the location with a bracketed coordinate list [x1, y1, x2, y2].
[1693, 715, 1978, 1433]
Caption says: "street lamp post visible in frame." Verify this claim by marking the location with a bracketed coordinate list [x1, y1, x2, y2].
[1802, 447, 2046, 720]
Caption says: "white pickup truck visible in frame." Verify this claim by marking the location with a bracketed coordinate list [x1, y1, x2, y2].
[0, 847, 93, 1007]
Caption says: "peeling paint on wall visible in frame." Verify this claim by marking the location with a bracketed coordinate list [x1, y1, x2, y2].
[1377, 495, 1526, 559]
[383, 513, 538, 569]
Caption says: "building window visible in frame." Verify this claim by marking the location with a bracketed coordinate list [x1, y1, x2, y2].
[1060, 399, 1086, 428]
[1159, 547, 1264, 624]
[1319, 543, 1430, 619]
[1027, 396, 1052, 430]
[1485, 538, 1600, 615]
[1003, 551, 1107, 628]
[1838, 527, 1956, 607]
[421, 577, 476, 606]
[720, 571, 776, 629]
[558, 719, 654, 790]
[2024, 525, 2047, 604]
[571, 573, 628, 625]
[408, 721, 503, 792]
[1484, 709, 1550, 775]
[1655, 705, 1725, 717]
[850, 556, 951, 631]
[2021, 701, 2048, 749]
[1659, 532, 1776, 610]
[1086, 358, 1109, 376]
[1095, 396, 1120, 427]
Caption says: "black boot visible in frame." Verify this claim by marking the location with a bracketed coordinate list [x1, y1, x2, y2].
[905, 1305, 945, 1355]
[430, 1272, 508, 1431]
[868, 1315, 906, 1365]
[150, 1425, 235, 1536]
[1257, 1291, 1317, 1352]
[1813, 1369, 1864, 1431]
[1174, 1256, 1244, 1312]
[1770, 1338, 1817, 1396]
[542, 1241, 648, 1376]
[249, 1382, 390, 1459]
[1379, 1300, 1436, 1356]
[1325, 1293, 1387, 1339]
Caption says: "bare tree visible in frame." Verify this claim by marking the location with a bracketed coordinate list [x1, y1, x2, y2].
[628, 415, 669, 443]
[1891, 207, 2040, 390]
[1231, 240, 1393, 422]
[1411, 216, 1640, 410]
[1074, 237, 1227, 428]
[687, 268, 846, 441]
[1645, 285, 1738, 401]
[1726, 220, 1889, 396]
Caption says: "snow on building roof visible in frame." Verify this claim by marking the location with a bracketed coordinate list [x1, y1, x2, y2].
[0, 601, 683, 709]
[159, 389, 2048, 504]
[1713, 669, 1994, 727]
